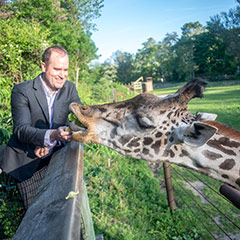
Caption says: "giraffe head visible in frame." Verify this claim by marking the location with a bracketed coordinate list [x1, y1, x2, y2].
[69, 78, 240, 189]
[70, 78, 216, 158]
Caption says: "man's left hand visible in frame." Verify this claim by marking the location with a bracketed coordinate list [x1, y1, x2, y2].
[34, 146, 50, 158]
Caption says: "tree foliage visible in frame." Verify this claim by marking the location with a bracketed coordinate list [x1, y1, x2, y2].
[0, 0, 104, 130]
[105, 3, 240, 84]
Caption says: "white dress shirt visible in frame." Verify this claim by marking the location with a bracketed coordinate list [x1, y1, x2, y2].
[40, 74, 58, 148]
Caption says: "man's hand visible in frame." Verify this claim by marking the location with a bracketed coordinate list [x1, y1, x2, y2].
[0, 168, 2, 174]
[34, 146, 50, 158]
[50, 126, 72, 143]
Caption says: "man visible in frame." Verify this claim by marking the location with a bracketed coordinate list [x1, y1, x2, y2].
[0, 46, 81, 209]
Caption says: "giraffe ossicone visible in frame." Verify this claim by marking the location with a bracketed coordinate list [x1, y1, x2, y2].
[70, 78, 240, 189]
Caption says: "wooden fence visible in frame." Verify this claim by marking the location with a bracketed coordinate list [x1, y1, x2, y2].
[13, 142, 96, 240]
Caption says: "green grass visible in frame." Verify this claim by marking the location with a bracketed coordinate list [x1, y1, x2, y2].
[84, 144, 201, 240]
[188, 85, 240, 130]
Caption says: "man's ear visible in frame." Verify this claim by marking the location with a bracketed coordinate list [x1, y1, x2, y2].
[41, 62, 46, 73]
[177, 122, 217, 147]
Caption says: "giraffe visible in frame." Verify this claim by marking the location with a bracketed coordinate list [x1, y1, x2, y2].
[69, 78, 240, 189]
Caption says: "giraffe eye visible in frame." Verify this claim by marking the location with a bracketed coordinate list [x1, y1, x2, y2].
[136, 116, 155, 129]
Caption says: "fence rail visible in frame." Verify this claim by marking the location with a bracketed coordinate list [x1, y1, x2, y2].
[13, 142, 95, 240]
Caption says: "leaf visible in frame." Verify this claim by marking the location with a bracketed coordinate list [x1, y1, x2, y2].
[65, 191, 79, 200]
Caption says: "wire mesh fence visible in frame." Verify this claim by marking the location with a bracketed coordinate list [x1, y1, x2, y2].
[159, 163, 240, 239]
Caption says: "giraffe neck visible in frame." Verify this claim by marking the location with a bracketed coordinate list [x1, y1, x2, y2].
[166, 124, 240, 189]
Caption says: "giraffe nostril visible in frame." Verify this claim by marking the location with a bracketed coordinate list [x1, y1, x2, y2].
[81, 106, 89, 111]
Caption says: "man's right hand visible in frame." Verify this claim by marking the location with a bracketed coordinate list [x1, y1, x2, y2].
[50, 126, 72, 143]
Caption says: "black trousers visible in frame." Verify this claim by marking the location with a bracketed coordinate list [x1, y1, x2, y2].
[16, 156, 51, 209]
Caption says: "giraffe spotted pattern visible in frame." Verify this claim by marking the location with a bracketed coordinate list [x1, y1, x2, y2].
[70, 79, 240, 189]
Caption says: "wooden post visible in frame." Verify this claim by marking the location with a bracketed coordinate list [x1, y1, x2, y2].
[75, 67, 80, 87]
[163, 162, 176, 211]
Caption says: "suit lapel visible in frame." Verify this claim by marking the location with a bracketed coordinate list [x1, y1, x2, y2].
[33, 75, 50, 124]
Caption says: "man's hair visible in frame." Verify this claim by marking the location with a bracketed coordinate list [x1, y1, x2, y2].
[42, 46, 69, 66]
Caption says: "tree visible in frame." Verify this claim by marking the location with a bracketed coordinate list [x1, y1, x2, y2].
[113, 50, 135, 84]
[181, 21, 206, 38]
[134, 38, 161, 80]
[158, 32, 179, 81]
[207, 1, 240, 64]
[1, 0, 103, 82]
[194, 32, 237, 77]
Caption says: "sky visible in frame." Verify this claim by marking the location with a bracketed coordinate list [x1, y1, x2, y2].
[91, 0, 238, 62]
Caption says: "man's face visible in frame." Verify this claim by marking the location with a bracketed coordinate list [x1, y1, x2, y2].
[41, 51, 69, 93]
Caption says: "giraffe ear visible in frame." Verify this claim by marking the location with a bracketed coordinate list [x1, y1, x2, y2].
[180, 122, 217, 147]
[196, 112, 218, 121]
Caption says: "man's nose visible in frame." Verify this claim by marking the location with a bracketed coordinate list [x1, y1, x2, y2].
[59, 70, 66, 78]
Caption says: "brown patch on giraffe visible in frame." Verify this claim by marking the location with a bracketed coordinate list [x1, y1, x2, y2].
[222, 174, 229, 179]
[143, 148, 149, 155]
[202, 121, 240, 142]
[151, 140, 161, 154]
[219, 159, 235, 170]
[180, 149, 190, 157]
[218, 137, 240, 148]
[124, 149, 132, 154]
[207, 139, 237, 156]
[169, 150, 175, 157]
[127, 138, 140, 148]
[175, 110, 180, 117]
[155, 131, 163, 138]
[164, 149, 175, 158]
[203, 150, 223, 160]
[160, 110, 166, 114]
[119, 134, 133, 146]
[167, 112, 173, 119]
[134, 148, 141, 153]
[143, 137, 153, 145]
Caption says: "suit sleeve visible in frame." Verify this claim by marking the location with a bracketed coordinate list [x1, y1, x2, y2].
[11, 85, 46, 146]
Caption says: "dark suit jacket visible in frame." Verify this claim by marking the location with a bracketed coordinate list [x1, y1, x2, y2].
[0, 74, 81, 182]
